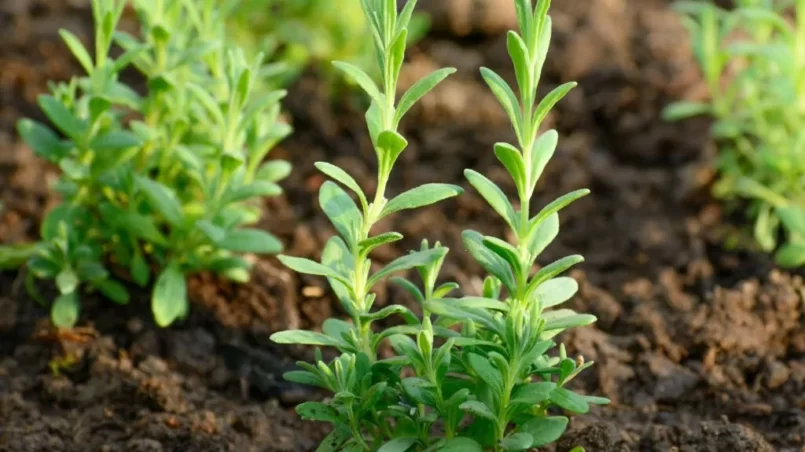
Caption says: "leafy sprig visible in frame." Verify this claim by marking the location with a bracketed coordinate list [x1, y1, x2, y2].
[665, 0, 805, 267]
[270, 1, 607, 451]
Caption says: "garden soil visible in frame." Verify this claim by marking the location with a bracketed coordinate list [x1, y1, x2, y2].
[1, 0, 804, 451]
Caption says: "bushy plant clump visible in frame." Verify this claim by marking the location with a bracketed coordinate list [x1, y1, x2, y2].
[270, 1, 608, 450]
[12, 0, 292, 327]
[666, 0, 805, 267]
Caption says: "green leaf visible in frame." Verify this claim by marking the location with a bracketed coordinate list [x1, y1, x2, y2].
[17, 119, 70, 162]
[437, 437, 484, 452]
[465, 169, 517, 229]
[296, 401, 340, 423]
[359, 232, 403, 254]
[90, 130, 142, 150]
[512, 382, 557, 405]
[534, 277, 578, 308]
[519, 416, 568, 447]
[395, 68, 457, 124]
[507, 31, 531, 103]
[131, 250, 149, 286]
[151, 264, 187, 327]
[527, 255, 584, 295]
[527, 212, 558, 258]
[217, 229, 283, 254]
[283, 370, 324, 388]
[270, 330, 345, 348]
[59, 29, 93, 74]
[315, 162, 368, 210]
[76, 261, 108, 282]
[319, 181, 362, 246]
[361, 304, 417, 324]
[494, 143, 526, 194]
[391, 276, 425, 303]
[452, 297, 510, 312]
[500, 432, 533, 451]
[550, 387, 589, 413]
[333, 61, 384, 105]
[187, 83, 224, 125]
[278, 255, 348, 284]
[51, 291, 79, 328]
[776, 205, 805, 234]
[775, 243, 805, 267]
[56, 268, 79, 294]
[480, 67, 522, 140]
[381, 183, 463, 218]
[0, 243, 36, 270]
[367, 247, 447, 288]
[467, 353, 504, 394]
[542, 309, 597, 335]
[315, 427, 352, 452]
[136, 177, 185, 227]
[534, 82, 576, 129]
[662, 101, 711, 120]
[529, 130, 558, 192]
[96, 279, 130, 304]
[256, 160, 292, 183]
[225, 181, 282, 203]
[754, 204, 777, 252]
[482, 236, 522, 275]
[532, 189, 590, 225]
[38, 95, 86, 140]
[377, 130, 409, 168]
[378, 437, 418, 452]
[463, 230, 517, 294]
[460, 400, 497, 421]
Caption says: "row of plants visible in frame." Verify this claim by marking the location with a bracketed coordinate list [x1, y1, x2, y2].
[0, 0, 610, 449]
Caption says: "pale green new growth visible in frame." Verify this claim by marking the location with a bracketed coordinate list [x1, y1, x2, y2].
[272, 1, 607, 451]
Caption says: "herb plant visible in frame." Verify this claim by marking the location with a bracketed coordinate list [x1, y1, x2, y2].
[665, 0, 805, 267]
[16, 0, 292, 328]
[270, 1, 608, 450]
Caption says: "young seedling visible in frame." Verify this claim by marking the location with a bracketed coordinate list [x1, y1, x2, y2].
[665, 0, 805, 267]
[271, 0, 608, 451]
[16, 0, 292, 328]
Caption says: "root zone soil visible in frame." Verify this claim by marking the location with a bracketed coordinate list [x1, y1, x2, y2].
[1, 1, 804, 451]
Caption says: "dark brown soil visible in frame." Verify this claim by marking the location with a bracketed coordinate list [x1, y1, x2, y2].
[2, 0, 804, 451]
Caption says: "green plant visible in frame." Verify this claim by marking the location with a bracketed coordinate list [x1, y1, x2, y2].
[270, 1, 607, 450]
[15, 0, 292, 328]
[665, 0, 805, 267]
[227, 0, 430, 91]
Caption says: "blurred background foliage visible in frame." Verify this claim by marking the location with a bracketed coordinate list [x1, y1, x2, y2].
[226, 0, 431, 93]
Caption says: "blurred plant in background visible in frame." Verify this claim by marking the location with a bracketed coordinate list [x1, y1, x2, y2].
[665, 0, 805, 267]
[4, 0, 292, 328]
[227, 0, 431, 92]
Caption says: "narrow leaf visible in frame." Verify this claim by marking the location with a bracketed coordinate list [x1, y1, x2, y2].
[217, 229, 283, 254]
[381, 183, 463, 218]
[136, 177, 185, 227]
[333, 61, 384, 105]
[368, 247, 447, 288]
[152, 264, 187, 327]
[465, 169, 517, 229]
[315, 162, 368, 210]
[395, 68, 456, 124]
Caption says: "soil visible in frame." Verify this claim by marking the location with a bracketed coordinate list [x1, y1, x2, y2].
[2, 0, 805, 451]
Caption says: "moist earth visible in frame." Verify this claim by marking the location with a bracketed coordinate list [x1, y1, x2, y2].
[1, 0, 804, 451]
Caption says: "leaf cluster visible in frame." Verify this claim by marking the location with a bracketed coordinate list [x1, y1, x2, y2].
[665, 0, 805, 267]
[12, 0, 292, 327]
[270, 1, 607, 451]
